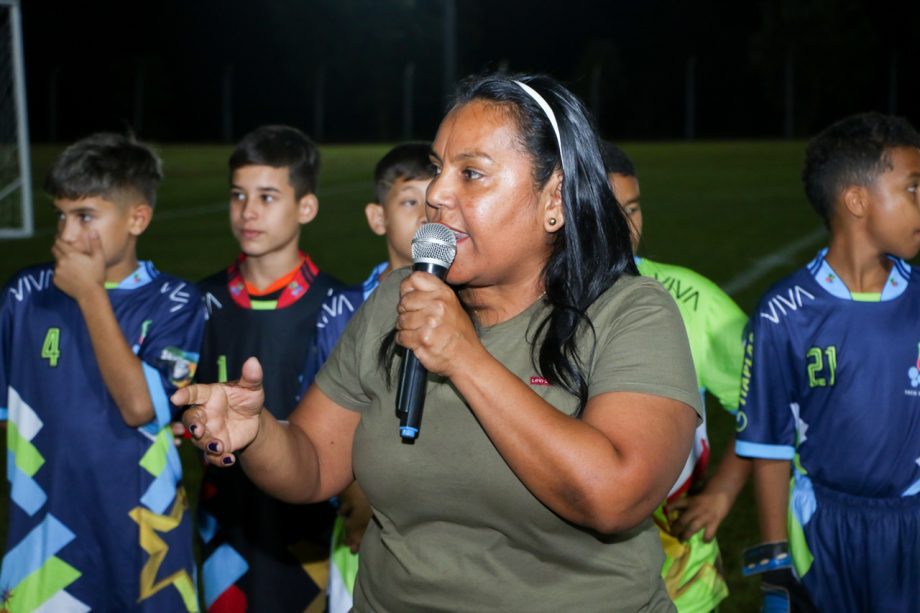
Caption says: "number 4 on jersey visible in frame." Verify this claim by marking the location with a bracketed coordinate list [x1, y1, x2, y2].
[41, 327, 61, 367]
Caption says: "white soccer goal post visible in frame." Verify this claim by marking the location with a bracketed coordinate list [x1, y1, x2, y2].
[0, 0, 32, 239]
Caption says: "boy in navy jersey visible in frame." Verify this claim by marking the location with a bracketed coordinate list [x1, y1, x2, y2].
[195, 125, 343, 612]
[735, 113, 920, 612]
[311, 142, 432, 372]
[308, 142, 433, 613]
[0, 133, 204, 611]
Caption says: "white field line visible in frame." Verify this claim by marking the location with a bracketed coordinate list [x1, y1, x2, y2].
[722, 226, 826, 296]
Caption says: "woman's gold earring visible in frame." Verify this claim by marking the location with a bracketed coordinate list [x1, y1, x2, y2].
[548, 217, 557, 226]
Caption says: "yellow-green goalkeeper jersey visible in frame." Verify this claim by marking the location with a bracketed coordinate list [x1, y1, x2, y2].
[637, 257, 747, 613]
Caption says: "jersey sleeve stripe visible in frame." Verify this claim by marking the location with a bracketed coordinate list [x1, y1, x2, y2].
[735, 440, 795, 460]
[903, 477, 920, 497]
[142, 362, 172, 428]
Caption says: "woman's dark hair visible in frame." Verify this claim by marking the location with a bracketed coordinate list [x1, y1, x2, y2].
[381, 73, 637, 415]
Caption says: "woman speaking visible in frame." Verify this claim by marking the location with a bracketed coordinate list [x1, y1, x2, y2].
[177, 73, 700, 611]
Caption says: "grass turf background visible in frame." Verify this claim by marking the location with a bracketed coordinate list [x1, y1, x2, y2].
[0, 142, 826, 611]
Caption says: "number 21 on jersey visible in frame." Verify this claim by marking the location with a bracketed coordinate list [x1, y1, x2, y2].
[807, 345, 837, 388]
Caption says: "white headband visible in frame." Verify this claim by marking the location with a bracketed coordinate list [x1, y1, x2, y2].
[513, 80, 562, 155]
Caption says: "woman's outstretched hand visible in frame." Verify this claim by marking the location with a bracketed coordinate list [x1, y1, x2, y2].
[172, 356, 265, 466]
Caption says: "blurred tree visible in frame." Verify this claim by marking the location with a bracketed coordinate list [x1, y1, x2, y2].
[750, 0, 880, 136]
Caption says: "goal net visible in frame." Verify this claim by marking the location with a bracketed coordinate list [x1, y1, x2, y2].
[0, 0, 31, 239]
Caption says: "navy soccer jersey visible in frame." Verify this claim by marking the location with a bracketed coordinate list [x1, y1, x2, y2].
[306, 261, 387, 389]
[736, 248, 920, 611]
[736, 248, 920, 498]
[0, 262, 205, 612]
[196, 253, 343, 613]
[197, 253, 341, 419]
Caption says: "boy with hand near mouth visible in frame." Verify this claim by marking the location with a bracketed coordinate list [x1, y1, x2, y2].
[0, 133, 204, 612]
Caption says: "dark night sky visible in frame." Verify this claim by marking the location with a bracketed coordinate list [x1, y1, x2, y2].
[18, 0, 920, 143]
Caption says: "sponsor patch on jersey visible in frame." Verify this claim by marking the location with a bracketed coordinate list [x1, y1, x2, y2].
[160, 346, 199, 387]
[288, 280, 304, 298]
[907, 342, 920, 395]
[530, 376, 550, 386]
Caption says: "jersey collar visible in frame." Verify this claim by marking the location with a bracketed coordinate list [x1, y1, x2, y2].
[807, 247, 910, 302]
[105, 261, 157, 290]
[226, 252, 319, 310]
[362, 261, 389, 300]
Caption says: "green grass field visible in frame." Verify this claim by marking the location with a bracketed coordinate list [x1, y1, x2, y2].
[0, 142, 827, 611]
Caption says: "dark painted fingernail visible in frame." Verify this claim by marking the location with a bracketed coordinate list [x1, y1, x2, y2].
[207, 442, 219, 453]
[222, 456, 233, 465]
[189, 424, 198, 435]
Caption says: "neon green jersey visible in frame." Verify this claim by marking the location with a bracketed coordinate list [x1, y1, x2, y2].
[638, 257, 747, 613]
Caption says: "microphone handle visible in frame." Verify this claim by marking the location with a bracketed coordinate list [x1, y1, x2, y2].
[397, 351, 426, 440]
[396, 260, 449, 441]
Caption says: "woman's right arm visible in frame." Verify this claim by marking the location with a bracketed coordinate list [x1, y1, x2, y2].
[175, 356, 360, 504]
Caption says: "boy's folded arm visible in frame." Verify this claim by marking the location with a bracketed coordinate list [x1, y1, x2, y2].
[77, 285, 155, 426]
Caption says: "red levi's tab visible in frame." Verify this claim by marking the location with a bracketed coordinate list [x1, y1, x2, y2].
[530, 376, 550, 386]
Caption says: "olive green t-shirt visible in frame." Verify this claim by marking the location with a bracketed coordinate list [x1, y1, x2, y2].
[315, 269, 701, 612]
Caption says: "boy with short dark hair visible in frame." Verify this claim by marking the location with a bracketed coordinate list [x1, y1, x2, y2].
[602, 142, 750, 613]
[736, 112, 920, 612]
[308, 142, 433, 613]
[196, 125, 344, 612]
[0, 133, 204, 611]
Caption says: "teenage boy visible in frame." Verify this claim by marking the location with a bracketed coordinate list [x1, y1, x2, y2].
[0, 133, 204, 611]
[736, 112, 920, 612]
[604, 142, 751, 613]
[196, 125, 343, 612]
[304, 143, 433, 613]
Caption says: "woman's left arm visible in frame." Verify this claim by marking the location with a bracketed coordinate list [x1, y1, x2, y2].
[397, 272, 698, 534]
[451, 358, 696, 534]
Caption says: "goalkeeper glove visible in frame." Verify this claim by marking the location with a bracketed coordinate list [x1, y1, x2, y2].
[742, 542, 817, 613]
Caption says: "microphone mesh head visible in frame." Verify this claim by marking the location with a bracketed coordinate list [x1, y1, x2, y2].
[411, 223, 457, 268]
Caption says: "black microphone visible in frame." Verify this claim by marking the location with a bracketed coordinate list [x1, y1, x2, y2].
[397, 223, 457, 441]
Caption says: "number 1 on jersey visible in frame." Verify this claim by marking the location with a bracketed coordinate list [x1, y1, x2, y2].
[217, 355, 228, 383]
[41, 327, 61, 367]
